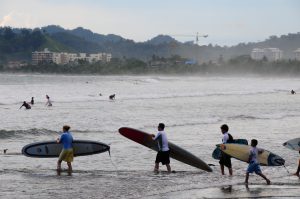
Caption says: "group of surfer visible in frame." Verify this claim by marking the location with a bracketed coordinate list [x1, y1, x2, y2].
[219, 124, 270, 184]
[55, 123, 300, 184]
[19, 95, 52, 109]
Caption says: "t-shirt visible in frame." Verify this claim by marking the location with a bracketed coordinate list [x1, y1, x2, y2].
[153, 131, 169, 152]
[222, 132, 229, 144]
[60, 132, 73, 149]
[249, 146, 263, 164]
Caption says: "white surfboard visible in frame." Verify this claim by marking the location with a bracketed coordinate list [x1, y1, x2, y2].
[283, 138, 300, 151]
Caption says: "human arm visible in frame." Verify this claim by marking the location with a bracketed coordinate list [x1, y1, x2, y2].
[152, 132, 161, 141]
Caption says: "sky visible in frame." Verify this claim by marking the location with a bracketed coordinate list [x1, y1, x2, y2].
[0, 0, 299, 46]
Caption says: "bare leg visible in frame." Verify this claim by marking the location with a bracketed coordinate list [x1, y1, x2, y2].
[67, 162, 72, 172]
[220, 164, 225, 175]
[228, 168, 233, 176]
[245, 172, 249, 184]
[166, 164, 171, 173]
[57, 160, 62, 171]
[256, 172, 271, 184]
[293, 161, 300, 177]
[154, 163, 159, 173]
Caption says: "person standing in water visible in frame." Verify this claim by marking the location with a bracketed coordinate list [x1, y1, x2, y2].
[19, 101, 31, 109]
[219, 124, 234, 175]
[152, 123, 171, 173]
[245, 139, 271, 184]
[57, 125, 74, 172]
[45, 95, 52, 106]
[30, 97, 34, 105]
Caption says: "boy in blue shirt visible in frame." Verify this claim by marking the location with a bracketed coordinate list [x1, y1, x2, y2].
[245, 139, 270, 185]
[57, 125, 73, 172]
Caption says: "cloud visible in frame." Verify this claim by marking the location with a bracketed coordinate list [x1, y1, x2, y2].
[0, 12, 36, 28]
[0, 13, 13, 26]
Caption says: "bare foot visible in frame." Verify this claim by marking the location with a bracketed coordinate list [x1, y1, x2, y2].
[293, 173, 300, 177]
[266, 179, 271, 185]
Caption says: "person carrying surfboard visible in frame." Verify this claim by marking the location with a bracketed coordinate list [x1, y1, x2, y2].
[219, 124, 233, 175]
[245, 139, 271, 185]
[56, 125, 74, 172]
[152, 123, 171, 173]
[294, 151, 300, 178]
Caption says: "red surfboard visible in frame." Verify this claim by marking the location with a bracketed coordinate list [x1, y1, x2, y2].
[119, 127, 212, 172]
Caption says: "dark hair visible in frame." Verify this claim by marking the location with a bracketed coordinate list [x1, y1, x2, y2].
[220, 124, 229, 132]
[63, 125, 70, 132]
[158, 123, 165, 130]
[251, 139, 258, 147]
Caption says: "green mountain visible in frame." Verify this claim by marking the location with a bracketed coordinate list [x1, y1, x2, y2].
[0, 26, 300, 64]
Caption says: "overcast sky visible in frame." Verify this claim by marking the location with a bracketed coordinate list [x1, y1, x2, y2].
[0, 0, 299, 46]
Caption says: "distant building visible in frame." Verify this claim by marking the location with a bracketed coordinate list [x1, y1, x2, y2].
[294, 48, 300, 61]
[32, 48, 53, 65]
[6, 61, 28, 68]
[32, 48, 112, 65]
[251, 48, 282, 61]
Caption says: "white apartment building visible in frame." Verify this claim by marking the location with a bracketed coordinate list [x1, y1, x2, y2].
[294, 48, 300, 61]
[32, 49, 112, 65]
[251, 48, 282, 61]
[32, 48, 53, 65]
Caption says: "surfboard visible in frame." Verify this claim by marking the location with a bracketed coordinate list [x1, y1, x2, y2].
[212, 139, 248, 160]
[119, 127, 212, 172]
[283, 138, 300, 151]
[22, 140, 110, 158]
[217, 144, 285, 166]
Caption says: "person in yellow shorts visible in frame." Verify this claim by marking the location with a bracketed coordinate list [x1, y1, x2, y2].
[57, 125, 74, 172]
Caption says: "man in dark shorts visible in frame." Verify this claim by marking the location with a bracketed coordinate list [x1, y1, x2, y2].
[152, 123, 171, 173]
[219, 124, 233, 175]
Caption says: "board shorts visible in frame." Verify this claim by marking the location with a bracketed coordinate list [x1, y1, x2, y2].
[58, 148, 74, 162]
[219, 152, 232, 168]
[247, 161, 262, 174]
[155, 150, 170, 165]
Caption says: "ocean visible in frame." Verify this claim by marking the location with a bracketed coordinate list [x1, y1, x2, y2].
[0, 73, 299, 198]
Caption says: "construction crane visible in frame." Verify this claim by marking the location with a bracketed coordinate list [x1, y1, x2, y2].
[170, 32, 208, 45]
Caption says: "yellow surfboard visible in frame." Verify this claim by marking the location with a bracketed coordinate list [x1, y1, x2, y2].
[217, 144, 284, 166]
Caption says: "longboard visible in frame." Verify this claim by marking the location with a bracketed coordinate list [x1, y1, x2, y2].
[217, 144, 285, 166]
[212, 139, 248, 160]
[119, 127, 212, 172]
[283, 138, 300, 151]
[22, 140, 110, 158]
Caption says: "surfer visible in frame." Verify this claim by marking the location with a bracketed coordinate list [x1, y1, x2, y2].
[294, 151, 300, 178]
[152, 123, 171, 173]
[291, 90, 296, 94]
[19, 101, 31, 109]
[30, 97, 34, 105]
[219, 124, 233, 175]
[56, 125, 74, 172]
[45, 95, 52, 106]
[109, 94, 115, 100]
[245, 139, 271, 185]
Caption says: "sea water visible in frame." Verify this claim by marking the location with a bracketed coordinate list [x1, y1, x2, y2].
[0, 74, 299, 198]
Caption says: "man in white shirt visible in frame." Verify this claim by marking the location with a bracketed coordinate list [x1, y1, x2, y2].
[219, 124, 233, 175]
[152, 123, 171, 173]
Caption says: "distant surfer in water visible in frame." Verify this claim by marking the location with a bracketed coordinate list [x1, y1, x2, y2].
[109, 94, 115, 100]
[291, 90, 296, 94]
[219, 124, 233, 176]
[30, 97, 34, 105]
[19, 101, 31, 109]
[45, 95, 52, 106]
[152, 123, 171, 173]
[245, 139, 271, 185]
[56, 125, 74, 172]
